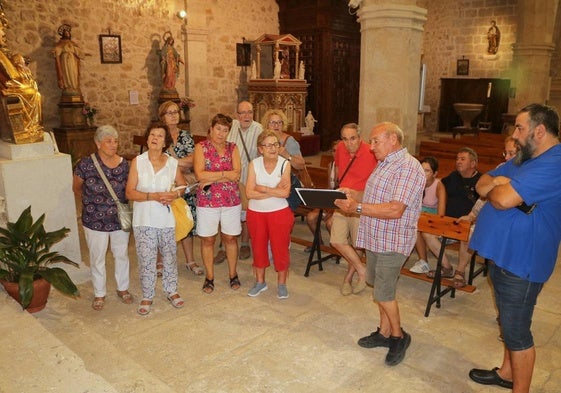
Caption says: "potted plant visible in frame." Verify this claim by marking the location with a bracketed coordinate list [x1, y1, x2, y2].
[0, 206, 80, 312]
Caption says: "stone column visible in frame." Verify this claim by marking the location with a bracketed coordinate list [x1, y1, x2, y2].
[508, 0, 558, 112]
[356, 1, 427, 152]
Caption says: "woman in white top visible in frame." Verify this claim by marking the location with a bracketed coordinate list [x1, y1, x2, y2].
[126, 122, 186, 315]
[245, 131, 293, 299]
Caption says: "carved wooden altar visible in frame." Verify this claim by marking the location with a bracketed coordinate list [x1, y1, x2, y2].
[248, 79, 308, 133]
[248, 34, 309, 132]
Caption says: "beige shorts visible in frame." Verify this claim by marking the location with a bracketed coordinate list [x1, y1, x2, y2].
[330, 211, 360, 246]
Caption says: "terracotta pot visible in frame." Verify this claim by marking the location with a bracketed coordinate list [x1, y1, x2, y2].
[0, 278, 51, 313]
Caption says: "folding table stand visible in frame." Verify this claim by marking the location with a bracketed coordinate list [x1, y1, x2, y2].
[304, 209, 340, 277]
[417, 212, 471, 317]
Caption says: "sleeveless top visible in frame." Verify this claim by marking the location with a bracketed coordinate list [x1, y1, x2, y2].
[248, 156, 288, 212]
[422, 178, 440, 213]
[132, 152, 177, 228]
[196, 140, 241, 208]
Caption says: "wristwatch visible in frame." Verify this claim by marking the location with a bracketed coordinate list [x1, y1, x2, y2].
[356, 203, 362, 214]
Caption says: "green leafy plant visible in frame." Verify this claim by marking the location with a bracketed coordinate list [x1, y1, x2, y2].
[0, 206, 79, 308]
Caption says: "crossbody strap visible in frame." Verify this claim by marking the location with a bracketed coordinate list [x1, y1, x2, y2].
[338, 155, 357, 185]
[237, 126, 251, 162]
[91, 153, 120, 204]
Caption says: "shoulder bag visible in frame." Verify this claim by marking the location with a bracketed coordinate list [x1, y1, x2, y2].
[91, 154, 133, 232]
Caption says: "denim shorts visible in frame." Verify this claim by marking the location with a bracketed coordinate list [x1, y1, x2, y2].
[490, 262, 543, 351]
[365, 251, 407, 302]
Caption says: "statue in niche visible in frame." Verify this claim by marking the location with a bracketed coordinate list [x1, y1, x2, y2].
[0, 10, 43, 143]
[298, 60, 305, 80]
[54, 24, 85, 95]
[487, 20, 500, 55]
[273, 57, 281, 79]
[305, 111, 317, 134]
[160, 32, 183, 91]
[279, 47, 290, 79]
[250, 60, 257, 80]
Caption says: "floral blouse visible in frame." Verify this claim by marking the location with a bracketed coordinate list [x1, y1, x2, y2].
[196, 139, 241, 208]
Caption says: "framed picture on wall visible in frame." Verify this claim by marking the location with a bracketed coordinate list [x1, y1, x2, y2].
[99, 34, 122, 64]
[456, 58, 469, 76]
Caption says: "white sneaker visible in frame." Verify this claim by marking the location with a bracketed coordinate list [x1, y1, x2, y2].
[409, 259, 430, 273]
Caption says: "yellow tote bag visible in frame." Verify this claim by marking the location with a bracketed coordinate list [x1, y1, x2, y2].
[170, 198, 194, 242]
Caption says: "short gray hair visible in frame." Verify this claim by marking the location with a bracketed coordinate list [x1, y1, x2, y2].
[94, 125, 119, 142]
[341, 122, 360, 135]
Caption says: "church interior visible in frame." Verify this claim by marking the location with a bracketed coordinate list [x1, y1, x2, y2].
[0, 1, 561, 392]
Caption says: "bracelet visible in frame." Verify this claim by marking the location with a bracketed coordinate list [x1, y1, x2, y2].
[146, 192, 150, 201]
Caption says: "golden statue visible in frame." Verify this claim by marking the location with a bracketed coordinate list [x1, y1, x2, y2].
[0, 5, 43, 144]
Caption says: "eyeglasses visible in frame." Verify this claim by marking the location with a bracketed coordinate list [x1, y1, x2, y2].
[164, 110, 180, 116]
[261, 142, 280, 149]
[238, 111, 253, 116]
[503, 150, 518, 159]
[269, 120, 283, 125]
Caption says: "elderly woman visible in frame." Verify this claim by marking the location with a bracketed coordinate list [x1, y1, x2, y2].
[260, 109, 306, 172]
[126, 122, 186, 315]
[158, 100, 203, 276]
[246, 130, 293, 299]
[73, 125, 132, 311]
[193, 114, 241, 294]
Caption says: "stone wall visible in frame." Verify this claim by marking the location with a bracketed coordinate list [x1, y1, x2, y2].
[3, 0, 278, 157]
[420, 0, 518, 133]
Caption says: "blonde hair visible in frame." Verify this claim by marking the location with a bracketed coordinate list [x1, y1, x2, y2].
[261, 109, 289, 132]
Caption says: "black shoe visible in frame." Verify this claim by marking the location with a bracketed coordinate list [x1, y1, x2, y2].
[357, 328, 390, 348]
[469, 367, 513, 389]
[385, 329, 411, 366]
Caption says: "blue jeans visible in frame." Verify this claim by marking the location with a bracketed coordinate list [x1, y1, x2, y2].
[490, 262, 543, 351]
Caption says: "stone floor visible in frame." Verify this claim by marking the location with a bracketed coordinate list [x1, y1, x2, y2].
[1, 212, 561, 393]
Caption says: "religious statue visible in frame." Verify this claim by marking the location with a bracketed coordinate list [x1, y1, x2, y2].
[0, 11, 43, 143]
[305, 111, 317, 133]
[279, 47, 290, 78]
[298, 60, 305, 80]
[273, 57, 281, 79]
[54, 24, 84, 95]
[487, 20, 500, 55]
[250, 60, 257, 80]
[160, 32, 183, 91]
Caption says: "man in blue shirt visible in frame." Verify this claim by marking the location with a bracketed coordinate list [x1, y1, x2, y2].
[469, 104, 561, 392]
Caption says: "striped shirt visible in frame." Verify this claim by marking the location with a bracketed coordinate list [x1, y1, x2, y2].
[356, 148, 425, 255]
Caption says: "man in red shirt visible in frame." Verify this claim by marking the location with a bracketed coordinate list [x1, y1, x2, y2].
[331, 123, 377, 295]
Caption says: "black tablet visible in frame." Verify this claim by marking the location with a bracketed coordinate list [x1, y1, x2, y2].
[295, 188, 347, 209]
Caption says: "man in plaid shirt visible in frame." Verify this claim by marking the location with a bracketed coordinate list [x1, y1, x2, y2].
[335, 122, 425, 366]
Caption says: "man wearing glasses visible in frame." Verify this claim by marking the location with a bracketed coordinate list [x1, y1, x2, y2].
[331, 123, 377, 296]
[214, 101, 263, 263]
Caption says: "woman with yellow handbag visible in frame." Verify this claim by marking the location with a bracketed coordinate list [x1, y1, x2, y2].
[126, 122, 186, 315]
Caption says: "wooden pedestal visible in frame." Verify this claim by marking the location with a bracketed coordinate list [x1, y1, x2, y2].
[52, 127, 97, 163]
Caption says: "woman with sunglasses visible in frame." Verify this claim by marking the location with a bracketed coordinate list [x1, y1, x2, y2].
[245, 131, 293, 299]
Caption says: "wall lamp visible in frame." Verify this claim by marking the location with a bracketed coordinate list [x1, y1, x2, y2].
[177, 10, 187, 20]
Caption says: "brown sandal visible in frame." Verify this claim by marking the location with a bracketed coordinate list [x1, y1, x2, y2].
[426, 266, 455, 279]
[453, 271, 466, 288]
[92, 297, 105, 311]
[117, 290, 133, 304]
